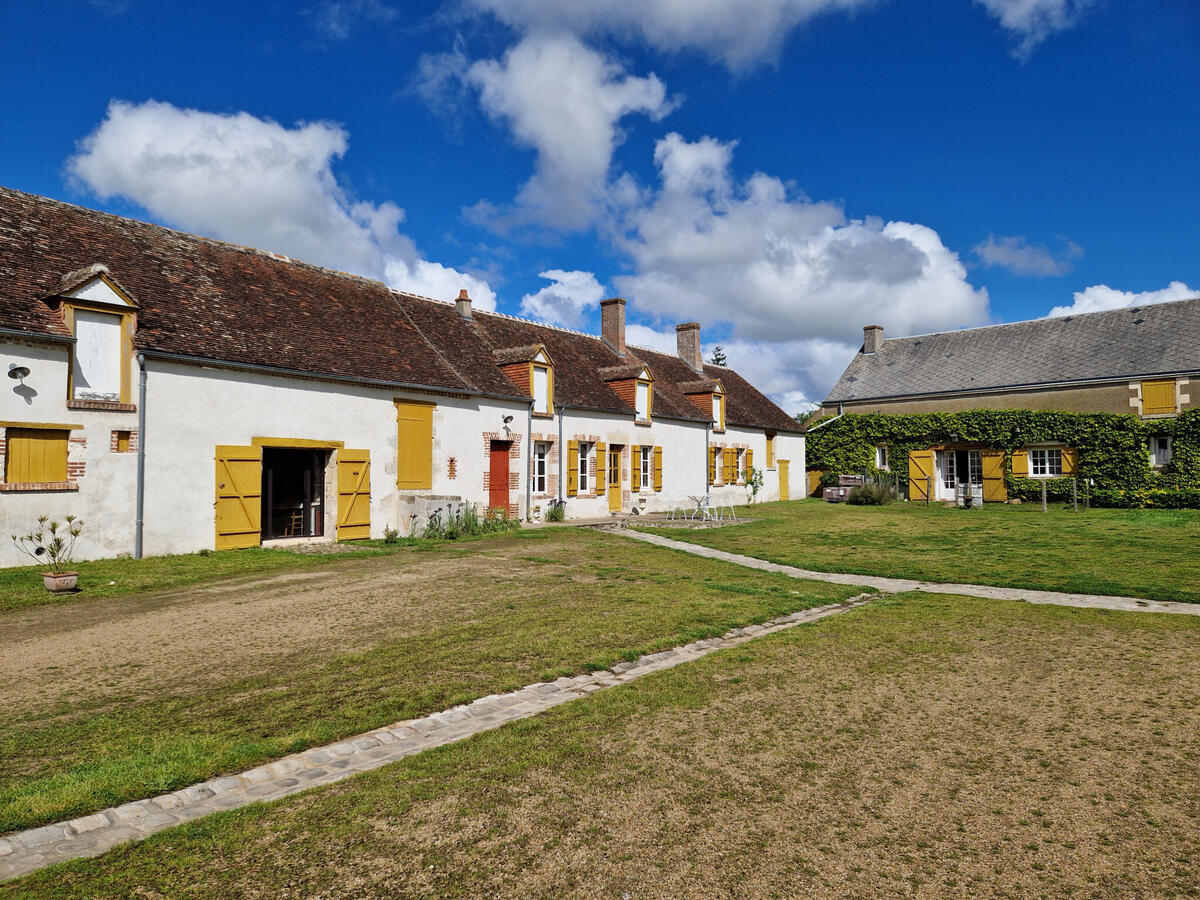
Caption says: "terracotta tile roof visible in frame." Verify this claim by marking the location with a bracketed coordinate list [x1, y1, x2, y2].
[0, 186, 492, 395]
[492, 344, 547, 366]
[598, 363, 645, 381]
[0, 187, 802, 432]
[704, 364, 806, 433]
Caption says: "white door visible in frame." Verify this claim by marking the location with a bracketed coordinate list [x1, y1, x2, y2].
[936, 451, 957, 501]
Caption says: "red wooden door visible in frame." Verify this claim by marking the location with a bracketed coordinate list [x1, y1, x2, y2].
[489, 441, 511, 514]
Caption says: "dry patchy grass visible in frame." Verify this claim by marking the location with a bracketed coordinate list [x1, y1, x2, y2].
[12, 592, 1200, 899]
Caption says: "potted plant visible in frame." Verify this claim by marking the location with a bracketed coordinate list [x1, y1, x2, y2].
[12, 515, 83, 593]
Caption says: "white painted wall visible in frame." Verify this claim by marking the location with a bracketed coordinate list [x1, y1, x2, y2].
[140, 361, 530, 557]
[0, 339, 139, 567]
[0, 336, 801, 567]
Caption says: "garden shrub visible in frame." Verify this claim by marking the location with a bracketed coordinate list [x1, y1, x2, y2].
[846, 483, 899, 505]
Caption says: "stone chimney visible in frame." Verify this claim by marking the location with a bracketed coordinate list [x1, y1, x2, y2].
[676, 321, 703, 372]
[600, 297, 626, 356]
[455, 289, 473, 320]
[863, 324, 884, 354]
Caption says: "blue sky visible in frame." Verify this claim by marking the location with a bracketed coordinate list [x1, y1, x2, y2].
[2, 0, 1197, 409]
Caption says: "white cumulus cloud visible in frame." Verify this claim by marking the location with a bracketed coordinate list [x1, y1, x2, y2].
[459, 33, 674, 233]
[519, 269, 607, 328]
[466, 0, 879, 69]
[974, 233, 1082, 277]
[67, 99, 495, 308]
[611, 133, 989, 402]
[974, 0, 1094, 59]
[1045, 281, 1197, 318]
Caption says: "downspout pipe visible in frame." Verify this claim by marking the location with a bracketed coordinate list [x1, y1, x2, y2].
[705, 420, 711, 500]
[135, 354, 147, 559]
[525, 400, 533, 521]
[557, 404, 565, 502]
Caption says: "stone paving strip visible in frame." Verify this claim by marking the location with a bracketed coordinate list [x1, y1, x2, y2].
[0, 594, 872, 882]
[619, 527, 1200, 617]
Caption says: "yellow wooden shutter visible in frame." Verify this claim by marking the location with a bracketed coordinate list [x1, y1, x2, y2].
[1061, 447, 1079, 476]
[337, 449, 371, 540]
[395, 400, 434, 489]
[778, 459, 789, 500]
[567, 440, 579, 496]
[1141, 379, 1176, 415]
[766, 436, 775, 469]
[5, 428, 68, 483]
[653, 446, 663, 491]
[1011, 448, 1029, 477]
[908, 449, 934, 501]
[981, 449, 1007, 502]
[746, 449, 753, 476]
[708, 447, 717, 485]
[215, 444, 262, 550]
[595, 442, 606, 480]
[725, 448, 736, 483]
[631, 446, 641, 491]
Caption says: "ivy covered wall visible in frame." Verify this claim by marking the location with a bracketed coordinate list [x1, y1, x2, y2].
[805, 408, 1200, 508]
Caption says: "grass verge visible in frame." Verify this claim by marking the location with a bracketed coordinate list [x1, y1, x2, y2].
[0, 528, 855, 834]
[639, 499, 1200, 602]
[8, 592, 1200, 898]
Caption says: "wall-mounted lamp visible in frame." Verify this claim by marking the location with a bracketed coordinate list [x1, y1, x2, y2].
[502, 415, 513, 425]
[7, 365, 30, 383]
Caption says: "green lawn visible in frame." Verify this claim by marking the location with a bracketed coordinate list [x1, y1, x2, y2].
[640, 499, 1200, 602]
[0, 528, 855, 835]
[9, 592, 1199, 899]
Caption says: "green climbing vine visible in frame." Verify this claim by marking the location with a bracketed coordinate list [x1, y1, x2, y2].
[805, 408, 1200, 508]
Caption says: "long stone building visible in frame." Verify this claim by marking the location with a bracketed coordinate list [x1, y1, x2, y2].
[0, 187, 804, 566]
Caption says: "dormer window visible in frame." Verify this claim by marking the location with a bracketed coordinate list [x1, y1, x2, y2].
[712, 385, 726, 431]
[533, 362, 552, 415]
[495, 344, 554, 418]
[55, 266, 138, 408]
[634, 381, 648, 420]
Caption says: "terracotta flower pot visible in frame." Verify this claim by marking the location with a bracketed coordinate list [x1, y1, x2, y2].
[42, 571, 79, 593]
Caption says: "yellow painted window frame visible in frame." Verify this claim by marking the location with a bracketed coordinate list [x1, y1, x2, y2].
[64, 301, 135, 405]
[3, 424, 75, 483]
[394, 399, 436, 490]
[765, 433, 776, 469]
[635, 377, 653, 422]
[531, 363, 554, 416]
[1141, 378, 1177, 416]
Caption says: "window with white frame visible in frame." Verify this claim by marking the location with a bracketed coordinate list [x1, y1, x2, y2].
[533, 442, 550, 493]
[738, 449, 747, 481]
[640, 445, 653, 489]
[578, 442, 592, 493]
[968, 451, 982, 486]
[635, 380, 650, 421]
[1150, 435, 1172, 467]
[941, 451, 956, 490]
[875, 445, 889, 470]
[532, 365, 550, 415]
[1030, 447, 1063, 477]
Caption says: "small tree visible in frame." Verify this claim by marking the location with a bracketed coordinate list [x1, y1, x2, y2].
[12, 515, 83, 573]
[745, 466, 765, 503]
[708, 345, 727, 366]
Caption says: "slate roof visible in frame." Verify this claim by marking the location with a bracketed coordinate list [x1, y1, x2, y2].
[0, 186, 800, 431]
[826, 298, 1200, 404]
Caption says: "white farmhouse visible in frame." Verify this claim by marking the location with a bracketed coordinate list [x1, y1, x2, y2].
[0, 188, 804, 566]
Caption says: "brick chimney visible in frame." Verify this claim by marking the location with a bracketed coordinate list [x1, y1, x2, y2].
[863, 324, 883, 354]
[676, 322, 702, 372]
[600, 297, 626, 356]
[455, 289, 473, 320]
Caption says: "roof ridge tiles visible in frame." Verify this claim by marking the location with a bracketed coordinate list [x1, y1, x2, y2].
[885, 295, 1200, 344]
[0, 186, 389, 291]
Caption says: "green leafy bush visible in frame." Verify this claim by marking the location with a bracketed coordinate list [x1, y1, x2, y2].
[806, 408, 1200, 508]
[846, 483, 899, 506]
